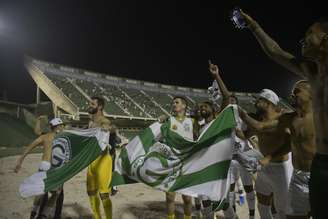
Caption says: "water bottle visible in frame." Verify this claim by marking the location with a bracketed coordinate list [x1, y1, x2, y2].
[239, 191, 245, 205]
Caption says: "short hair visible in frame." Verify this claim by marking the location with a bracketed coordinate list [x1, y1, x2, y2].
[318, 17, 328, 33]
[294, 80, 310, 89]
[91, 96, 105, 109]
[293, 80, 311, 96]
[229, 93, 239, 104]
[201, 101, 216, 113]
[173, 96, 188, 106]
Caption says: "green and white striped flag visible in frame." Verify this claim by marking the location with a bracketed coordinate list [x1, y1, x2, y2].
[112, 105, 238, 203]
[19, 128, 109, 198]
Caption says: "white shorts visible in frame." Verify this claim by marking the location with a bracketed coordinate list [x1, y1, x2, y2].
[287, 169, 310, 216]
[38, 161, 51, 171]
[255, 158, 293, 212]
[229, 160, 253, 186]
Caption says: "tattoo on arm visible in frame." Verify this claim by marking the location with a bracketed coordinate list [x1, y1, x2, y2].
[250, 21, 307, 78]
[243, 114, 278, 131]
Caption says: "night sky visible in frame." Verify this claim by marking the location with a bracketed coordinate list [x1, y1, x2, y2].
[0, 0, 326, 104]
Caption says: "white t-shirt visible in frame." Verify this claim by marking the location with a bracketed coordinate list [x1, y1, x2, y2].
[169, 117, 194, 141]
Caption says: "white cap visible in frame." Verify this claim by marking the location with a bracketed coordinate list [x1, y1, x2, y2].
[259, 89, 279, 106]
[49, 118, 64, 127]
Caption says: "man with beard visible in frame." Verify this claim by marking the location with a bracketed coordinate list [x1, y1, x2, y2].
[192, 101, 217, 219]
[87, 96, 113, 219]
[238, 11, 328, 218]
[241, 81, 315, 218]
[197, 101, 248, 219]
[238, 89, 293, 219]
[209, 61, 256, 219]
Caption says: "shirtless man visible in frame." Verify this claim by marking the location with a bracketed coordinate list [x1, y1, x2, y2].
[33, 115, 65, 219]
[209, 62, 256, 219]
[166, 96, 196, 219]
[87, 96, 113, 219]
[240, 80, 315, 218]
[239, 11, 328, 218]
[239, 89, 293, 219]
[15, 118, 65, 219]
[34, 115, 50, 136]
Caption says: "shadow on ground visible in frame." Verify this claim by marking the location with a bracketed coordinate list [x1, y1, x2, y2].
[61, 203, 92, 219]
[118, 201, 188, 219]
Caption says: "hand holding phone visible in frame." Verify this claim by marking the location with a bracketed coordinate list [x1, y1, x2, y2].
[231, 7, 247, 29]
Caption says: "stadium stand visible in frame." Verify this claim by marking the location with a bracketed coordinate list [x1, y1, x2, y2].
[29, 59, 210, 119]
[74, 79, 130, 116]
[143, 91, 173, 112]
[27, 58, 292, 122]
[47, 74, 90, 111]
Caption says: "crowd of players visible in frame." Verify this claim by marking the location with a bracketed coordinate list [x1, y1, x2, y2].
[14, 10, 328, 219]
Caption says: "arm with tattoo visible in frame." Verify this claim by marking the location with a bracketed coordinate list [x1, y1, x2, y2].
[241, 11, 308, 78]
[239, 107, 278, 131]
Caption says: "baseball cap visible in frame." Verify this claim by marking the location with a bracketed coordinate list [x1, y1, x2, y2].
[258, 89, 279, 106]
[49, 118, 64, 127]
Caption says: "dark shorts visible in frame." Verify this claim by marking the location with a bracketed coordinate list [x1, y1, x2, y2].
[309, 153, 328, 219]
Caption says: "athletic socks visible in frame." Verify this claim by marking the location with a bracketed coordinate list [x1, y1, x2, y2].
[202, 205, 214, 219]
[246, 191, 256, 218]
[228, 191, 236, 211]
[41, 206, 55, 218]
[30, 211, 37, 219]
[100, 193, 112, 219]
[258, 203, 273, 219]
[89, 195, 101, 219]
[111, 186, 118, 196]
[183, 215, 192, 219]
[30, 203, 41, 219]
[271, 204, 278, 219]
[167, 214, 175, 219]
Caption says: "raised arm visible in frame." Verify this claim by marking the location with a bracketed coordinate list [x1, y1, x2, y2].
[241, 11, 308, 78]
[34, 115, 47, 135]
[239, 107, 278, 131]
[208, 61, 232, 101]
[15, 136, 44, 173]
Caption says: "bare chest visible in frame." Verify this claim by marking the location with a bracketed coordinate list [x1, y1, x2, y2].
[290, 116, 315, 147]
[89, 121, 103, 128]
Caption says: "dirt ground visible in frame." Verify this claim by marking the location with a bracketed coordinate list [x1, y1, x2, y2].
[0, 154, 259, 219]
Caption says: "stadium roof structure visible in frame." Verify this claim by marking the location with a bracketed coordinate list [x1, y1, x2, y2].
[25, 57, 292, 122]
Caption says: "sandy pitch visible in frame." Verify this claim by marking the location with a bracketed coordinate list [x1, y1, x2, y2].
[0, 154, 256, 219]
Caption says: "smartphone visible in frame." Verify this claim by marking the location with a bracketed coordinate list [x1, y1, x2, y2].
[231, 7, 247, 29]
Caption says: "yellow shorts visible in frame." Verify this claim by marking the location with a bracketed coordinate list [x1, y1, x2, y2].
[87, 153, 112, 194]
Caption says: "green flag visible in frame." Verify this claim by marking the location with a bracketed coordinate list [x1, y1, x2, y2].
[19, 128, 109, 197]
[113, 105, 238, 204]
